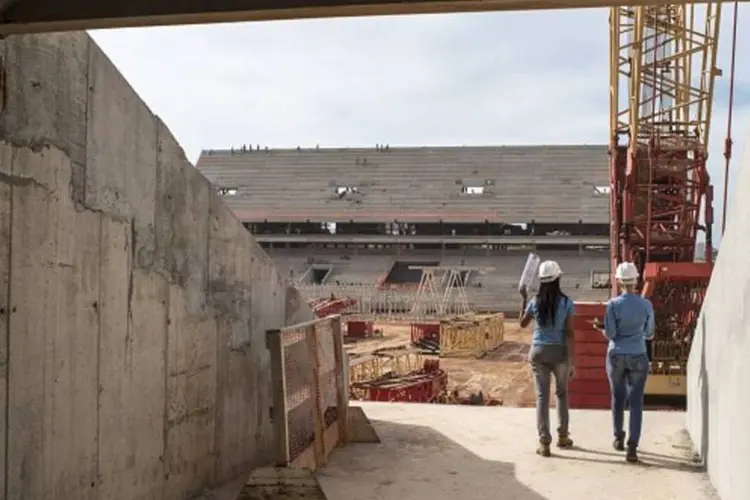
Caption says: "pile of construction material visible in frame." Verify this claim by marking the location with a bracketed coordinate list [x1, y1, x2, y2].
[410, 313, 505, 357]
[350, 358, 447, 403]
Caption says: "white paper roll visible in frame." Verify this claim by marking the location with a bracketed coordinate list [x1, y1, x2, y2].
[518, 252, 540, 291]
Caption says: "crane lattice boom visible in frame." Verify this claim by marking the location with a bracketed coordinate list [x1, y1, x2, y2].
[608, 2, 721, 378]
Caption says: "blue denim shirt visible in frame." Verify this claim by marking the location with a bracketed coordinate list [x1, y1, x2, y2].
[526, 295, 575, 346]
[603, 293, 655, 355]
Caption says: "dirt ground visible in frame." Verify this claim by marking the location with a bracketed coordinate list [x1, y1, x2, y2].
[345, 320, 536, 407]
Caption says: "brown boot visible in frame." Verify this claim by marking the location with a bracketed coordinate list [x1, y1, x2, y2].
[556, 433, 574, 449]
[536, 440, 551, 457]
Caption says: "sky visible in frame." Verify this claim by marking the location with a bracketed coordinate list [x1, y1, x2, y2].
[89, 6, 750, 244]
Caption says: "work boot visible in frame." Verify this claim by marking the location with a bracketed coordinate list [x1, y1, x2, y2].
[536, 439, 551, 457]
[626, 443, 639, 463]
[556, 432, 574, 449]
[613, 432, 626, 451]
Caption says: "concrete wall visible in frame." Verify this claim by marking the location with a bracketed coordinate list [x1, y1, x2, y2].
[687, 130, 750, 500]
[0, 32, 312, 500]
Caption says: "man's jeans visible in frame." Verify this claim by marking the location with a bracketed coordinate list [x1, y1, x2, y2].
[529, 344, 570, 443]
[605, 353, 649, 446]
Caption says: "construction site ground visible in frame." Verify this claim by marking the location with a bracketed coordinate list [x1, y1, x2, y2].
[346, 320, 536, 406]
[318, 402, 716, 500]
[206, 403, 716, 500]
[200, 322, 712, 499]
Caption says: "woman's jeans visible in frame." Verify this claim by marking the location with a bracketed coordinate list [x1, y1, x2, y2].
[529, 344, 570, 443]
[605, 353, 649, 446]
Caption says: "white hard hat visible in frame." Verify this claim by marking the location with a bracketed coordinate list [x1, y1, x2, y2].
[615, 262, 639, 283]
[538, 260, 563, 283]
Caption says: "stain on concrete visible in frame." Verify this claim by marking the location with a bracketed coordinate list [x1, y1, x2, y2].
[0, 32, 314, 500]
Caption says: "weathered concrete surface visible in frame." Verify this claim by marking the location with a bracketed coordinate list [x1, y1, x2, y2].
[687, 127, 750, 500]
[317, 403, 717, 500]
[0, 32, 312, 500]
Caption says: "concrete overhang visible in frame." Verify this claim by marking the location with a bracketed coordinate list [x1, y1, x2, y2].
[0, 0, 746, 36]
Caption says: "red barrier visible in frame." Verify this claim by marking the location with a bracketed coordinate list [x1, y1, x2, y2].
[574, 354, 608, 369]
[410, 322, 440, 344]
[569, 393, 611, 409]
[573, 367, 609, 381]
[346, 320, 374, 339]
[569, 378, 610, 395]
[570, 302, 609, 409]
[575, 342, 608, 356]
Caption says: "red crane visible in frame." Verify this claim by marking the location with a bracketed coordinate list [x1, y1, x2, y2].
[609, 4, 722, 396]
[572, 2, 738, 406]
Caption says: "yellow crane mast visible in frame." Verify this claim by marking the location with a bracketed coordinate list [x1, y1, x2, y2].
[608, 2, 723, 394]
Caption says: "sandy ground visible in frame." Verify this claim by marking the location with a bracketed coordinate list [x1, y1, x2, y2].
[345, 320, 536, 407]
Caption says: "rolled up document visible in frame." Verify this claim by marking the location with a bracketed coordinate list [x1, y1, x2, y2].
[518, 252, 540, 292]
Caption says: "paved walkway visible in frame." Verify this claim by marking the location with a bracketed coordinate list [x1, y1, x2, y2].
[317, 402, 718, 500]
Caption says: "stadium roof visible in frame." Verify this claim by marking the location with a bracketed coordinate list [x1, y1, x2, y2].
[196, 145, 610, 224]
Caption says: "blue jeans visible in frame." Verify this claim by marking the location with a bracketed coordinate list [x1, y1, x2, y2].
[606, 353, 649, 446]
[529, 344, 570, 443]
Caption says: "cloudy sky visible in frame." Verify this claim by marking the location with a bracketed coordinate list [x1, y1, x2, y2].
[89, 6, 750, 242]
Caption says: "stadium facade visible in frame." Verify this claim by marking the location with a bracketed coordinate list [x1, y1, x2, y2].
[196, 145, 612, 313]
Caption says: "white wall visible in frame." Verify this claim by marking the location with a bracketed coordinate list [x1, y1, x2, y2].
[687, 120, 750, 500]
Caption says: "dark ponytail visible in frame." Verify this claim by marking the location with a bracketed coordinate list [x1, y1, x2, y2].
[536, 278, 567, 326]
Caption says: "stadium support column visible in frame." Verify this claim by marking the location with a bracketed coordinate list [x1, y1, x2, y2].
[395, 221, 401, 256]
[484, 220, 491, 256]
[440, 220, 446, 258]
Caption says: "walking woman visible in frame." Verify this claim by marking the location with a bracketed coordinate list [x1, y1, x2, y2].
[598, 262, 655, 463]
[519, 260, 576, 457]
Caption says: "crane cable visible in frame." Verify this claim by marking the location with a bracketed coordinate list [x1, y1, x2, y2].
[721, 0, 740, 236]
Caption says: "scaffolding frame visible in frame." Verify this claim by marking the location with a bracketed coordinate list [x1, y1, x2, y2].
[408, 265, 495, 318]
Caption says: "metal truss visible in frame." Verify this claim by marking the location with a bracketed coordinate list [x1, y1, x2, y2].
[608, 3, 722, 371]
[409, 265, 494, 318]
[610, 3, 722, 145]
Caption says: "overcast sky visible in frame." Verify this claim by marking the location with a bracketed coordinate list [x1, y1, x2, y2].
[89, 7, 750, 242]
